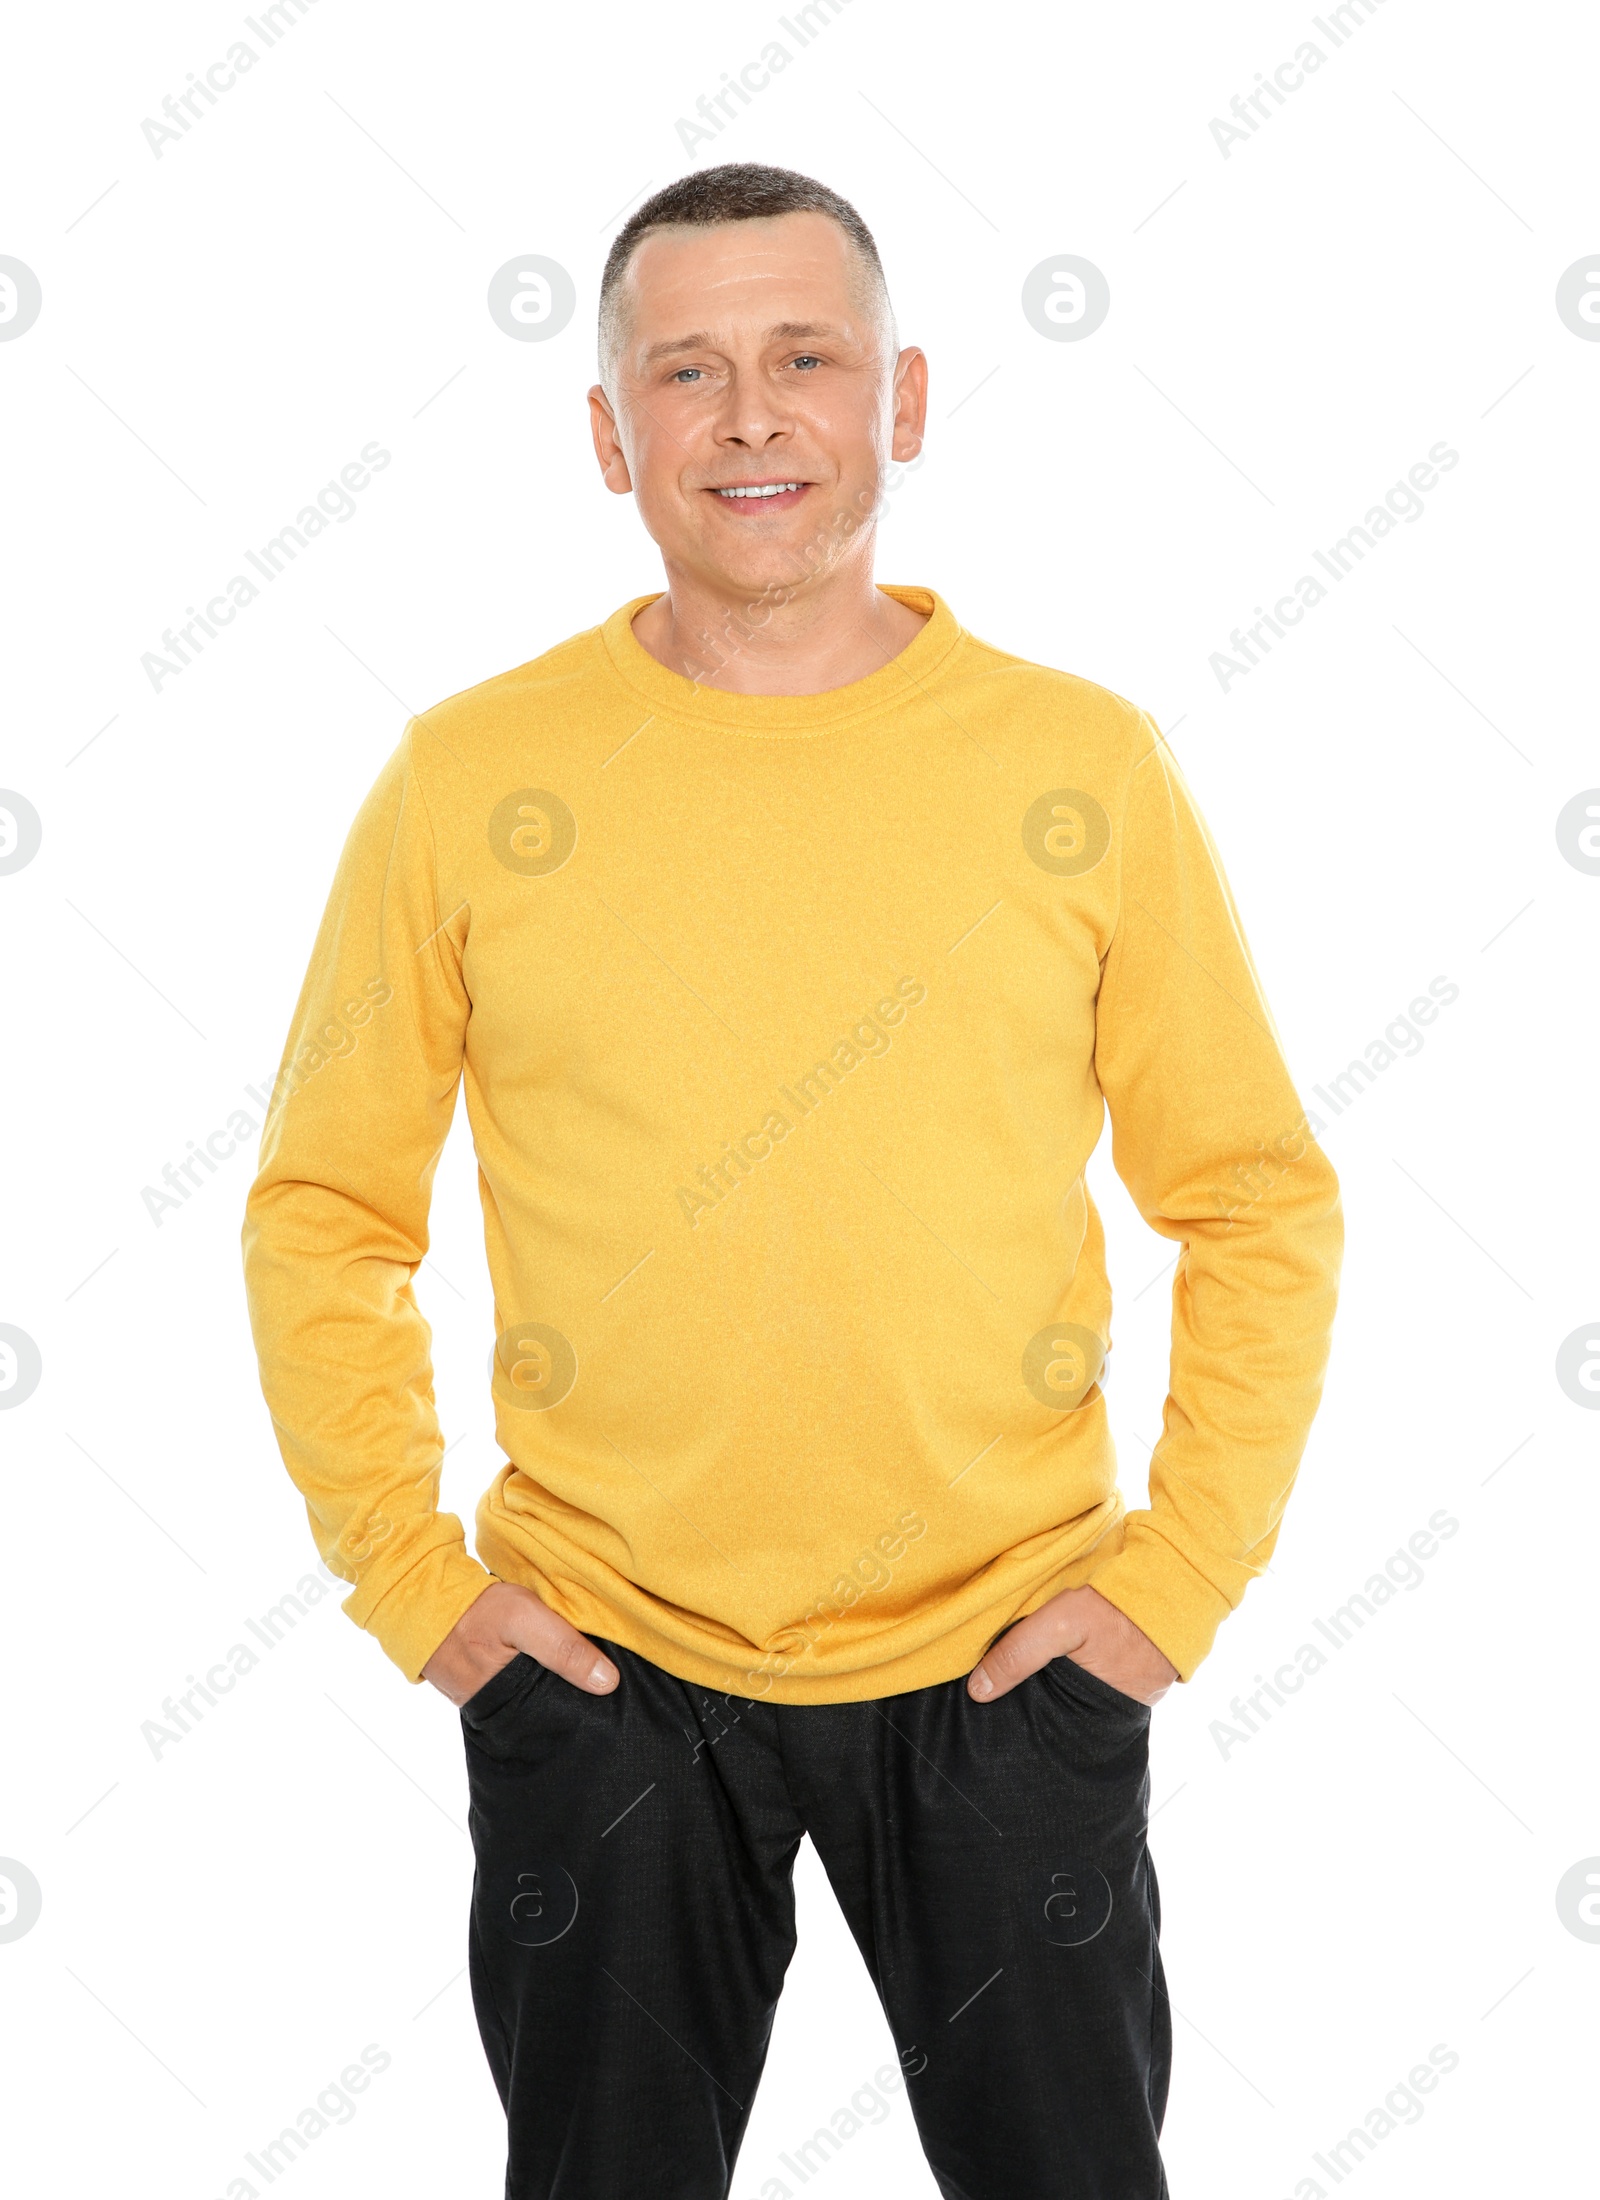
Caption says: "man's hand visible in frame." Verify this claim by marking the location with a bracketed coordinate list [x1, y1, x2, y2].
[967, 1585, 1178, 1708]
[422, 1581, 620, 1706]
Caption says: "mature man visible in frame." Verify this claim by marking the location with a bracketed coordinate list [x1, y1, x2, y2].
[243, 163, 1341, 2199]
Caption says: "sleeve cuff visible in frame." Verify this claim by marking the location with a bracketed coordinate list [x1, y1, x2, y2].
[358, 1543, 497, 1683]
[1087, 1523, 1236, 1683]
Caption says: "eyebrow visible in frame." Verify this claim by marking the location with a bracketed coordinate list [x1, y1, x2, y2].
[638, 321, 847, 365]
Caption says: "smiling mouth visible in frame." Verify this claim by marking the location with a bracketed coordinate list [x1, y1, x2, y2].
[708, 480, 810, 507]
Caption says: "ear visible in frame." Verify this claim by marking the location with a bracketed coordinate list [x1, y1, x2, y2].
[588, 384, 634, 494]
[889, 346, 928, 465]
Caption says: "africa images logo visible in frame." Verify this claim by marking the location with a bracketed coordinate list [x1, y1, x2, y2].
[489, 789, 578, 876]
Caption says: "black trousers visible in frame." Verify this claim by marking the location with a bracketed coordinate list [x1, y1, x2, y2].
[461, 1639, 1170, 2199]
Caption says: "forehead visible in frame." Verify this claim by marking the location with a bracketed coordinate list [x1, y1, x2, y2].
[617, 212, 873, 347]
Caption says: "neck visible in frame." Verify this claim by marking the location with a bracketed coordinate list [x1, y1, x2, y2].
[631, 543, 929, 697]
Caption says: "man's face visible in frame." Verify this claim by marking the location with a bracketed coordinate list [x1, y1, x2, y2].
[590, 211, 925, 603]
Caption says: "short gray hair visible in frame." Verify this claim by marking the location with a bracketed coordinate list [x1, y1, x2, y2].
[598, 162, 894, 383]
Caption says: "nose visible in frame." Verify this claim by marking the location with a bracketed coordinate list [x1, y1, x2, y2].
[712, 369, 796, 453]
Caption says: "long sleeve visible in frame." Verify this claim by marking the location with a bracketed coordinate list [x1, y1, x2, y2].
[1085, 724, 1343, 1680]
[241, 726, 493, 1680]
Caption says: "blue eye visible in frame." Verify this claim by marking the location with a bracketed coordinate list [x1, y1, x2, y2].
[791, 355, 822, 370]
[673, 367, 703, 382]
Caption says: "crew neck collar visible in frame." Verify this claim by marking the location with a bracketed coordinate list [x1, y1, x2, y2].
[597, 585, 964, 734]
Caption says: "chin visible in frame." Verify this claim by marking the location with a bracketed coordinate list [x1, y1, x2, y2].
[694, 540, 816, 604]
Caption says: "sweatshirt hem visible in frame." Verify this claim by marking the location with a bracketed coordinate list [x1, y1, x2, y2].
[473, 1503, 1132, 1705]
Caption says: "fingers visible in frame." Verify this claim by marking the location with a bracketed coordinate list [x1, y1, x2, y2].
[515, 1605, 619, 1694]
[967, 1613, 1062, 1701]
[426, 1583, 622, 1702]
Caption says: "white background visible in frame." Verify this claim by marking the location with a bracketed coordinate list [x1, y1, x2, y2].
[1, 1, 1595, 2194]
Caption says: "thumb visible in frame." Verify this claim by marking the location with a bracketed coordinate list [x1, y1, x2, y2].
[967, 1613, 1060, 1702]
[506, 1594, 619, 1694]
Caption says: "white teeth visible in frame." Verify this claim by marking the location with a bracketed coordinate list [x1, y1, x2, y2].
[716, 482, 801, 498]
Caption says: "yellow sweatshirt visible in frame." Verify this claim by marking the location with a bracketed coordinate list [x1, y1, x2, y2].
[242, 587, 1341, 1701]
